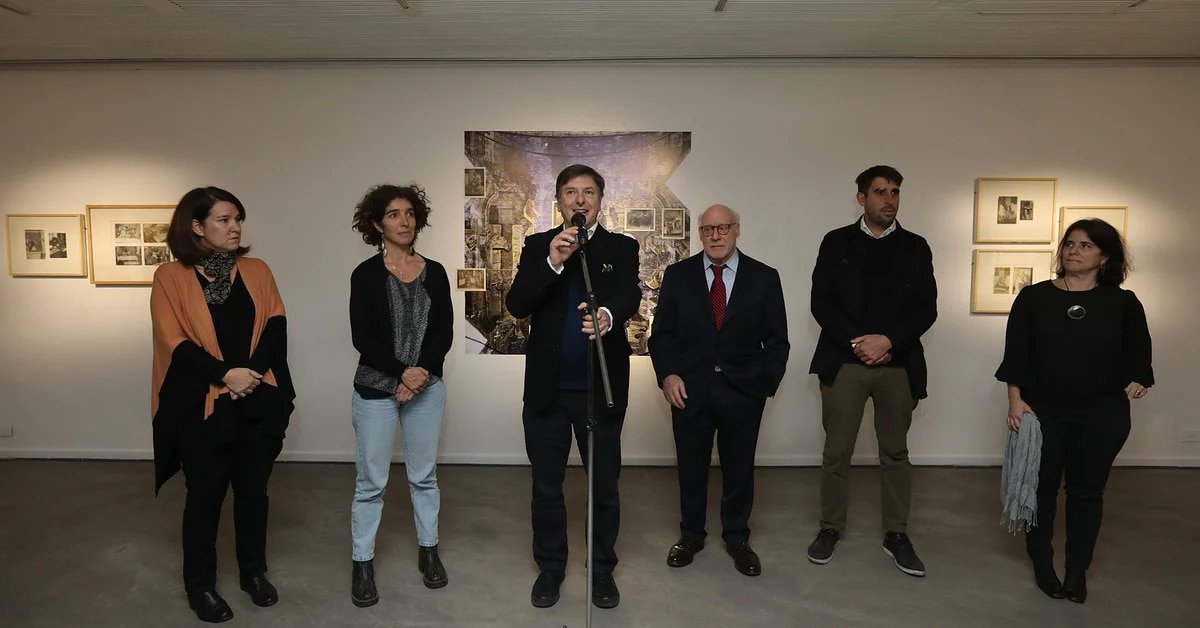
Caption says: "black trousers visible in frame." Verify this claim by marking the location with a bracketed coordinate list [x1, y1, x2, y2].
[673, 378, 766, 546]
[1026, 396, 1131, 574]
[522, 390, 624, 573]
[180, 414, 283, 592]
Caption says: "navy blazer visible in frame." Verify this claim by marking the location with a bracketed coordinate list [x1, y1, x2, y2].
[649, 250, 790, 418]
[506, 224, 641, 415]
[808, 220, 937, 399]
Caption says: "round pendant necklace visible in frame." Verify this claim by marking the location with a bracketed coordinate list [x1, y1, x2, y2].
[1062, 277, 1093, 320]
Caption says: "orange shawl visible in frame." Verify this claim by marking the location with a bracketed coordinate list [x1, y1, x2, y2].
[150, 257, 285, 420]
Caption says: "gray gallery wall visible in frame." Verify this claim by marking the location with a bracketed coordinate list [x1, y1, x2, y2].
[0, 62, 1197, 466]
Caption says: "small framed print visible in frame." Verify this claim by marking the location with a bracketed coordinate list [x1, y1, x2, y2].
[86, 205, 175, 285]
[1060, 206, 1128, 240]
[551, 200, 563, 228]
[973, 178, 1057, 243]
[624, 208, 656, 232]
[464, 168, 486, 197]
[457, 268, 486, 291]
[5, 213, 88, 277]
[971, 249, 1054, 314]
[661, 208, 685, 239]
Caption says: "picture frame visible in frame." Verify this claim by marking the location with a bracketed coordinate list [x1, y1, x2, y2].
[86, 205, 175, 285]
[464, 168, 486, 198]
[457, 268, 486, 291]
[1060, 205, 1128, 240]
[971, 249, 1054, 314]
[624, 208, 656, 232]
[661, 208, 685, 239]
[973, 178, 1057, 243]
[5, 213, 88, 277]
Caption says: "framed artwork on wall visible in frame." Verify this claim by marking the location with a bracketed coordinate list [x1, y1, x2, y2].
[5, 213, 88, 277]
[971, 249, 1055, 314]
[86, 205, 174, 285]
[973, 178, 1057, 244]
[1060, 205, 1128, 240]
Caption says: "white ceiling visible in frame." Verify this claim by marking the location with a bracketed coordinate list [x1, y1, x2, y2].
[0, 0, 1198, 64]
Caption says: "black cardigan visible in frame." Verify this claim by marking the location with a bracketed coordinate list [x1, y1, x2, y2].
[349, 255, 454, 396]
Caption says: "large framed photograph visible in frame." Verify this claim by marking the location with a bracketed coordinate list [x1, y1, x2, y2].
[86, 205, 175, 285]
[1060, 206, 1128, 240]
[973, 178, 1057, 243]
[6, 213, 88, 277]
[971, 249, 1054, 314]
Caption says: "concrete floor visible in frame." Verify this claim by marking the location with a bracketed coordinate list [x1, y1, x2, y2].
[0, 461, 1195, 627]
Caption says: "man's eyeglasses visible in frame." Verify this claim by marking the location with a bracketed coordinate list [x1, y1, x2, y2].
[699, 223, 737, 237]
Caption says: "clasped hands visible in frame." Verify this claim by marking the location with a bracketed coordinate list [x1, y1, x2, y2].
[851, 334, 892, 366]
[223, 367, 263, 400]
[395, 366, 431, 403]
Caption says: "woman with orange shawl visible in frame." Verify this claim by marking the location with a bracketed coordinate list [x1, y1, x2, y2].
[150, 186, 295, 624]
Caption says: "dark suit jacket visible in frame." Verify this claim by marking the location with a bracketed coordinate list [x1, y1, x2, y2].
[506, 224, 641, 416]
[808, 219, 938, 399]
[649, 251, 790, 419]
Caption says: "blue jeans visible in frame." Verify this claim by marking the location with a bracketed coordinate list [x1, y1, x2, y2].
[350, 379, 446, 561]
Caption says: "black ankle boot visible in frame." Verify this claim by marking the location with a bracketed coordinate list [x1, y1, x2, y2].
[1062, 570, 1087, 604]
[1032, 562, 1064, 599]
[418, 545, 448, 589]
[351, 560, 379, 608]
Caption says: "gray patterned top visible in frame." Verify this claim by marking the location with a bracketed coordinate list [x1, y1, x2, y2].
[354, 264, 438, 394]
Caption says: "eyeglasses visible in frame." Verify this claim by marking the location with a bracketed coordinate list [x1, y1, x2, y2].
[699, 223, 738, 237]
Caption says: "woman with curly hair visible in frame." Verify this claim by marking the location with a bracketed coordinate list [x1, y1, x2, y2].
[347, 184, 454, 607]
[996, 218, 1153, 604]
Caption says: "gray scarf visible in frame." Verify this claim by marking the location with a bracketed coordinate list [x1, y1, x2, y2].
[199, 252, 237, 305]
[1000, 411, 1042, 534]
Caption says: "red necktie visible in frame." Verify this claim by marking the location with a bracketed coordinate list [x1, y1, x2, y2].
[710, 264, 726, 330]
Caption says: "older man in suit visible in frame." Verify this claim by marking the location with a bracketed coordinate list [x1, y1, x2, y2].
[506, 164, 641, 609]
[649, 204, 790, 577]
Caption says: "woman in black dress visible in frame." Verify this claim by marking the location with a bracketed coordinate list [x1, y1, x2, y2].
[996, 218, 1153, 604]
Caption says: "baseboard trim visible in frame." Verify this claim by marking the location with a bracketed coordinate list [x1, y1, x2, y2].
[2, 448, 1197, 467]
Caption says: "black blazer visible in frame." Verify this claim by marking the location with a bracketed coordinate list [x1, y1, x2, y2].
[506, 225, 641, 415]
[808, 220, 937, 399]
[649, 251, 790, 418]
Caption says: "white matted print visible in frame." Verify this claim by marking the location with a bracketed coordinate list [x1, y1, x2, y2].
[1059, 206, 1128, 240]
[974, 178, 1056, 243]
[624, 208, 656, 232]
[6, 213, 88, 277]
[87, 205, 174, 285]
[971, 249, 1054, 314]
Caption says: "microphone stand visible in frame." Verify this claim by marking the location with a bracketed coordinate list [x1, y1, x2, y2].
[572, 221, 614, 628]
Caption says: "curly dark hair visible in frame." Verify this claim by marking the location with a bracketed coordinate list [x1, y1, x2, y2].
[352, 184, 432, 248]
[1055, 218, 1131, 286]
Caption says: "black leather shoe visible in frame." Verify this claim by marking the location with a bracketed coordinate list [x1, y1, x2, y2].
[418, 545, 448, 589]
[187, 589, 233, 623]
[1033, 563, 1065, 599]
[725, 542, 762, 576]
[592, 571, 620, 609]
[1062, 571, 1087, 604]
[531, 570, 565, 608]
[239, 574, 278, 607]
[351, 560, 379, 608]
[667, 538, 705, 568]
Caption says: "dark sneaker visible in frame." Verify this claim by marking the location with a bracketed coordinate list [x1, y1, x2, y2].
[882, 532, 926, 577]
[806, 528, 841, 565]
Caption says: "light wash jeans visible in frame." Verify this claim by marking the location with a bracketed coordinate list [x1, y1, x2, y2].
[350, 379, 446, 561]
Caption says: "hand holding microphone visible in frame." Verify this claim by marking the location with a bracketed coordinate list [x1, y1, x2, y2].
[549, 213, 589, 267]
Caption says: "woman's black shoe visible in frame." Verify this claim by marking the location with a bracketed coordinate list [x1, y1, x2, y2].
[1062, 571, 1088, 604]
[352, 559, 379, 607]
[418, 545, 448, 589]
[187, 589, 233, 623]
[1033, 563, 1065, 599]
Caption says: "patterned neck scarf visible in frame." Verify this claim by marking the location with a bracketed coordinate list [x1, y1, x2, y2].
[199, 251, 237, 305]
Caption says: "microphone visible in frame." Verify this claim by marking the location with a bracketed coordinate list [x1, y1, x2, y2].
[570, 213, 589, 247]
